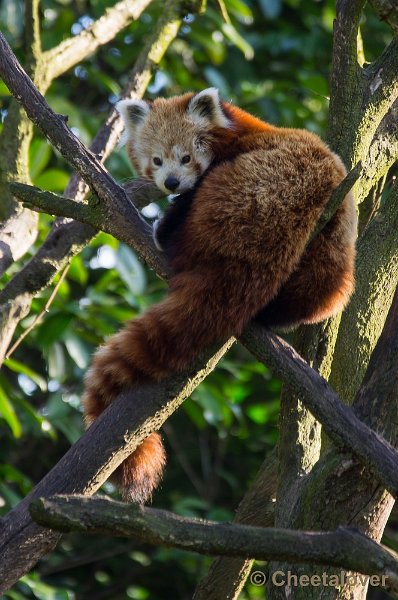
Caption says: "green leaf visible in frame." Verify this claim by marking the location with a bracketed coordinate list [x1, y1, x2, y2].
[246, 403, 269, 424]
[29, 138, 52, 180]
[48, 343, 67, 380]
[35, 168, 70, 192]
[67, 254, 88, 285]
[35, 313, 74, 347]
[226, 0, 253, 23]
[19, 575, 72, 600]
[64, 333, 91, 368]
[221, 23, 254, 59]
[0, 384, 22, 438]
[4, 358, 47, 392]
[115, 244, 146, 295]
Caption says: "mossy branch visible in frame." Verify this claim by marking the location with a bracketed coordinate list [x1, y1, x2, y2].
[30, 495, 398, 592]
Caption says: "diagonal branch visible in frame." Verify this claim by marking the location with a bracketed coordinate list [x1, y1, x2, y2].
[30, 495, 398, 593]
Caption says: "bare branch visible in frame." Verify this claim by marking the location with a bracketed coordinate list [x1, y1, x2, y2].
[30, 495, 398, 592]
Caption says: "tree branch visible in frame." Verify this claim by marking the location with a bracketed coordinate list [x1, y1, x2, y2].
[30, 495, 398, 593]
[355, 98, 398, 205]
[9, 183, 167, 265]
[356, 39, 398, 163]
[240, 323, 398, 499]
[327, 0, 365, 160]
[329, 181, 398, 402]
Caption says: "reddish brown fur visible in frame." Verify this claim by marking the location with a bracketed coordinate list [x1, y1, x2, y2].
[83, 91, 357, 503]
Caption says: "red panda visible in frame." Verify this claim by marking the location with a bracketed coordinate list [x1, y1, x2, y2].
[82, 88, 357, 503]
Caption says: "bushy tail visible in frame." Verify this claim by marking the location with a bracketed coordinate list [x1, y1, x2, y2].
[82, 266, 268, 503]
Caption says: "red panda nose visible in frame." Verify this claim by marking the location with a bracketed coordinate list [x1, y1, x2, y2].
[164, 176, 180, 191]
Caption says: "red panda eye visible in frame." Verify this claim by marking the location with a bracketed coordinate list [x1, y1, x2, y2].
[153, 157, 162, 166]
[181, 155, 191, 164]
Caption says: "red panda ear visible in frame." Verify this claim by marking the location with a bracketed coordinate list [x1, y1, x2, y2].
[187, 88, 230, 128]
[116, 99, 151, 134]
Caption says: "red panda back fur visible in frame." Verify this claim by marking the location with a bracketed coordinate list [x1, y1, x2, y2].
[83, 90, 357, 503]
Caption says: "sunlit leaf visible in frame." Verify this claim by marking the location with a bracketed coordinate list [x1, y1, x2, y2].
[115, 244, 146, 295]
[221, 23, 254, 59]
[35, 168, 70, 192]
[0, 384, 22, 438]
[4, 357, 47, 392]
[29, 138, 52, 180]
[64, 333, 91, 368]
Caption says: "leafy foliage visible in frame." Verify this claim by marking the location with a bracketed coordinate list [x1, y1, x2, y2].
[0, 0, 393, 598]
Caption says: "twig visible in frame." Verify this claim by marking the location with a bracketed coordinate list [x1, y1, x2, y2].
[5, 264, 70, 359]
[30, 494, 398, 592]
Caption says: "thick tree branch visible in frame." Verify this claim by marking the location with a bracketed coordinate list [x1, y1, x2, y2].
[30, 495, 398, 592]
[328, 0, 365, 160]
[355, 98, 398, 205]
[0, 0, 44, 270]
[329, 181, 398, 402]
[356, 39, 398, 164]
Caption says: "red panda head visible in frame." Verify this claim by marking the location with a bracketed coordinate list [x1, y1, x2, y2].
[117, 88, 231, 194]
